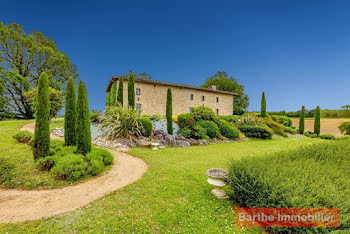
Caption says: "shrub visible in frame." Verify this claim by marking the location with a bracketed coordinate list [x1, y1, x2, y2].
[0, 158, 14, 184]
[319, 134, 335, 140]
[193, 124, 209, 140]
[166, 87, 173, 135]
[310, 133, 317, 138]
[33, 72, 50, 159]
[179, 127, 192, 138]
[110, 82, 117, 106]
[235, 114, 263, 127]
[13, 131, 33, 145]
[283, 126, 296, 134]
[87, 157, 104, 176]
[299, 106, 305, 134]
[338, 121, 350, 135]
[49, 140, 65, 155]
[177, 113, 195, 129]
[90, 110, 100, 123]
[51, 154, 88, 181]
[64, 77, 76, 145]
[148, 114, 161, 121]
[260, 118, 287, 137]
[191, 106, 215, 121]
[117, 77, 123, 104]
[128, 74, 135, 108]
[227, 141, 350, 233]
[314, 106, 320, 136]
[87, 148, 113, 165]
[76, 80, 91, 155]
[139, 117, 153, 137]
[106, 91, 111, 107]
[238, 125, 273, 139]
[335, 135, 350, 140]
[303, 131, 312, 137]
[196, 120, 220, 138]
[101, 104, 142, 139]
[271, 115, 292, 127]
[37, 156, 55, 171]
[261, 92, 266, 117]
[219, 120, 240, 139]
[217, 115, 239, 123]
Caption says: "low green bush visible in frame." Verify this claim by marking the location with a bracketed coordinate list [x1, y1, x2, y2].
[339, 121, 350, 135]
[335, 135, 350, 140]
[271, 115, 293, 127]
[139, 117, 153, 137]
[148, 114, 161, 121]
[319, 134, 335, 140]
[13, 131, 33, 145]
[196, 120, 220, 138]
[90, 110, 100, 123]
[260, 118, 287, 137]
[193, 124, 209, 140]
[37, 156, 55, 171]
[179, 127, 192, 138]
[238, 125, 273, 139]
[235, 114, 263, 127]
[227, 141, 350, 233]
[310, 133, 317, 138]
[86, 148, 113, 165]
[217, 115, 239, 123]
[219, 120, 240, 139]
[51, 154, 88, 181]
[191, 106, 215, 121]
[283, 126, 296, 134]
[177, 113, 195, 129]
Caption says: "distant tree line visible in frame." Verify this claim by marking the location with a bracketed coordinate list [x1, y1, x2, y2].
[267, 109, 315, 118]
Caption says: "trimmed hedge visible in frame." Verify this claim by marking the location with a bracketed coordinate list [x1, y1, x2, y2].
[139, 117, 153, 137]
[196, 120, 220, 138]
[227, 140, 350, 233]
[219, 120, 240, 139]
[283, 126, 296, 134]
[13, 131, 33, 145]
[319, 134, 335, 140]
[238, 125, 273, 139]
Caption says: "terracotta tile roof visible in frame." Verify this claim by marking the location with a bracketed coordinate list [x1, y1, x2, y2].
[106, 76, 237, 96]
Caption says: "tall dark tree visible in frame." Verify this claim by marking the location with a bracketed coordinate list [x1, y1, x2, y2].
[110, 82, 117, 106]
[76, 80, 91, 155]
[261, 92, 266, 117]
[33, 72, 50, 159]
[105, 91, 111, 107]
[128, 74, 135, 108]
[299, 106, 305, 134]
[64, 77, 76, 145]
[314, 106, 321, 136]
[117, 77, 124, 105]
[202, 71, 249, 115]
[166, 87, 173, 135]
[0, 22, 78, 119]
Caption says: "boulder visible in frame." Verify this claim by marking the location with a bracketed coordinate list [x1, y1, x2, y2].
[186, 138, 199, 145]
[133, 138, 151, 148]
[164, 134, 176, 147]
[176, 140, 190, 147]
[175, 135, 186, 141]
[198, 139, 208, 146]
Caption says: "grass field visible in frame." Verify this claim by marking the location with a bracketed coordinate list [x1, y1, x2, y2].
[292, 118, 350, 136]
[0, 120, 322, 233]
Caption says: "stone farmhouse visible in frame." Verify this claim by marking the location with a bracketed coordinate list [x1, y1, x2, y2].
[106, 76, 237, 116]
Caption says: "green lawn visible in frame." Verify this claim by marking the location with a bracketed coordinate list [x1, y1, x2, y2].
[0, 119, 322, 233]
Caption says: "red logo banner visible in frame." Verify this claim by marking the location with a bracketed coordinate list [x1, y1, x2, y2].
[235, 207, 340, 227]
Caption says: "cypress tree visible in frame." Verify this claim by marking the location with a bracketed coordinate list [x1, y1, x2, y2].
[33, 72, 50, 159]
[110, 82, 117, 106]
[117, 77, 124, 105]
[106, 91, 111, 107]
[76, 80, 91, 155]
[314, 106, 321, 136]
[166, 87, 173, 135]
[64, 77, 76, 145]
[261, 92, 266, 117]
[299, 106, 305, 134]
[128, 75, 135, 108]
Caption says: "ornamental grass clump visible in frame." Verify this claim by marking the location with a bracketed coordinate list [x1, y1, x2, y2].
[101, 104, 143, 139]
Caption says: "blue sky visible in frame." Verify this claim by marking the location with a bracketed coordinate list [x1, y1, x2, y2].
[2, 0, 350, 112]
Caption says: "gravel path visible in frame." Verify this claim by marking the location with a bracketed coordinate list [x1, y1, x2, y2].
[0, 123, 148, 223]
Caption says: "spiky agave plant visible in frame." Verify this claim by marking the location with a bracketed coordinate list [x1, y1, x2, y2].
[235, 113, 264, 127]
[100, 104, 143, 139]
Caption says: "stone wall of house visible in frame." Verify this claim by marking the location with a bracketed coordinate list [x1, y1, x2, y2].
[116, 79, 234, 116]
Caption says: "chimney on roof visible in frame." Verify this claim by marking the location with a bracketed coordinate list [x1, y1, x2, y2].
[209, 84, 217, 90]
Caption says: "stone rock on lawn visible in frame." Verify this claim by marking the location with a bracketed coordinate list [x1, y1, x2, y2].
[186, 138, 199, 145]
[176, 140, 190, 147]
[134, 139, 151, 148]
[116, 138, 136, 148]
[198, 139, 208, 146]
[175, 135, 186, 141]
[164, 134, 176, 147]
